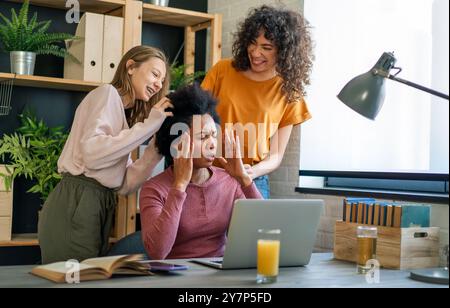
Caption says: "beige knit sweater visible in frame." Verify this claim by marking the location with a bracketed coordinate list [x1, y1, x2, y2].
[58, 84, 166, 195]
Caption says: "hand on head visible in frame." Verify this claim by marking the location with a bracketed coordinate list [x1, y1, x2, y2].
[172, 132, 194, 192]
[153, 97, 174, 117]
[217, 129, 253, 187]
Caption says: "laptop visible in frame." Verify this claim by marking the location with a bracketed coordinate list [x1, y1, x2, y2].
[192, 199, 324, 269]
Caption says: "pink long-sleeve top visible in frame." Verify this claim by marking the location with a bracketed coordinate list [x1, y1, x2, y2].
[139, 166, 263, 260]
[57, 84, 166, 195]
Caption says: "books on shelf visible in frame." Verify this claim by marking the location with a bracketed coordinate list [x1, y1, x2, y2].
[342, 198, 431, 228]
[31, 255, 152, 283]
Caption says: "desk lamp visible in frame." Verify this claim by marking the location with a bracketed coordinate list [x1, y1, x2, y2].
[337, 52, 449, 285]
[338, 52, 449, 120]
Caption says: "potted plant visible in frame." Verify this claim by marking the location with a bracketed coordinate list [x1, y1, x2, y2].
[0, 111, 68, 204]
[0, 0, 77, 75]
[170, 63, 206, 92]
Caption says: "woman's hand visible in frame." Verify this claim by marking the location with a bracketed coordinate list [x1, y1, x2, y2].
[217, 130, 252, 187]
[172, 132, 194, 192]
[145, 137, 162, 160]
[244, 164, 254, 179]
[153, 97, 174, 117]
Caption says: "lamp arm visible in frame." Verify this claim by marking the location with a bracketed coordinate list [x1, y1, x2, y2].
[388, 74, 449, 100]
[373, 69, 449, 101]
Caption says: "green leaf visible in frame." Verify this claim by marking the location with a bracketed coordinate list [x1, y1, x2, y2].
[0, 110, 68, 203]
[170, 63, 206, 91]
[0, 0, 77, 55]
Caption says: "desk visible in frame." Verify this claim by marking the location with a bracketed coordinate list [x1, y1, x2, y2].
[0, 254, 447, 288]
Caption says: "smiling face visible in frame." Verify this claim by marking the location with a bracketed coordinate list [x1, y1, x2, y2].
[127, 57, 167, 102]
[247, 31, 278, 75]
[191, 114, 218, 169]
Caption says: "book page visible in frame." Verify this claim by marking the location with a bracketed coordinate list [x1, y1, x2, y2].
[31, 262, 100, 283]
[83, 255, 145, 273]
[34, 262, 95, 274]
[83, 255, 130, 273]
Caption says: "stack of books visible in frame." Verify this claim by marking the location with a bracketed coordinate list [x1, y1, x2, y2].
[342, 198, 431, 228]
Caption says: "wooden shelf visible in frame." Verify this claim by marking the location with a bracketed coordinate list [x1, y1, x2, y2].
[7, 0, 126, 14]
[0, 234, 39, 247]
[1, 1, 221, 246]
[0, 73, 101, 92]
[142, 3, 214, 27]
[0, 234, 118, 248]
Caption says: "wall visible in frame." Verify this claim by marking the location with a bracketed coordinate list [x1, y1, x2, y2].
[208, 0, 303, 59]
[207, 0, 449, 265]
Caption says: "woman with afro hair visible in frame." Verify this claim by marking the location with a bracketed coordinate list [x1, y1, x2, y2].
[139, 84, 262, 260]
[202, 5, 314, 199]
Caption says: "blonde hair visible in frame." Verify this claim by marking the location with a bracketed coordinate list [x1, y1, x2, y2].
[111, 46, 170, 127]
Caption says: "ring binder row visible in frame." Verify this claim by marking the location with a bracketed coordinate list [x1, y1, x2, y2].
[64, 13, 124, 83]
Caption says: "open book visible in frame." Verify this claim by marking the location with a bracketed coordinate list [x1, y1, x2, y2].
[31, 255, 152, 283]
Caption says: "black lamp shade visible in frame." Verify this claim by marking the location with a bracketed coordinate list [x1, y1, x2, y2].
[338, 71, 386, 120]
[338, 52, 398, 120]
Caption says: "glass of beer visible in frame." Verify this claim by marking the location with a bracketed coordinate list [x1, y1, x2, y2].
[357, 226, 378, 274]
[256, 229, 281, 284]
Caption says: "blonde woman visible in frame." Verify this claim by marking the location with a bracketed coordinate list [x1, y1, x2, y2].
[38, 46, 173, 264]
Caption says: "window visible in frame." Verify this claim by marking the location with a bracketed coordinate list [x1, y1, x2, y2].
[299, 0, 449, 202]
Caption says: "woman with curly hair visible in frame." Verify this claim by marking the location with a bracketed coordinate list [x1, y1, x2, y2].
[202, 5, 314, 199]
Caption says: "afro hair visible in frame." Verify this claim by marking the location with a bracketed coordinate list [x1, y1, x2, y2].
[155, 83, 220, 166]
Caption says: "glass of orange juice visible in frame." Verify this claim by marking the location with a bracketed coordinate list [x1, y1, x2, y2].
[256, 229, 281, 284]
[357, 226, 378, 274]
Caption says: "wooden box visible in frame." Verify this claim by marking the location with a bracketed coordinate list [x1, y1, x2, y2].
[0, 192, 13, 217]
[334, 221, 440, 270]
[0, 165, 13, 241]
[0, 216, 12, 241]
[0, 165, 11, 192]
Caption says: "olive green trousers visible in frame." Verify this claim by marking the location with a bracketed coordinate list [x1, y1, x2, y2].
[38, 174, 116, 264]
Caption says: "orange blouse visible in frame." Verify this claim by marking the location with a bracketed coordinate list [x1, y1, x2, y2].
[201, 59, 311, 165]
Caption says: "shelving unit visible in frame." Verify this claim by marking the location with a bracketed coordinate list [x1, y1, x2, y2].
[0, 73, 101, 92]
[0, 234, 39, 248]
[141, 3, 222, 74]
[142, 3, 213, 26]
[7, 0, 126, 14]
[0, 0, 222, 248]
[0, 234, 118, 247]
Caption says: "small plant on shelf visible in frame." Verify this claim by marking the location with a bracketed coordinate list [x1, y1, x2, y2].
[170, 63, 206, 92]
[0, 0, 78, 74]
[0, 111, 68, 203]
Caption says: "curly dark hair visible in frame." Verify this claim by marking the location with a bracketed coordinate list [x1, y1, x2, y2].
[232, 5, 314, 103]
[155, 83, 220, 166]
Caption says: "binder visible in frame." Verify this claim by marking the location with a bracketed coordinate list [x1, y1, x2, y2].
[393, 205, 402, 228]
[379, 204, 386, 226]
[386, 204, 394, 227]
[400, 204, 431, 228]
[357, 202, 364, 223]
[102, 15, 124, 83]
[64, 13, 105, 82]
[367, 204, 374, 225]
[373, 203, 381, 226]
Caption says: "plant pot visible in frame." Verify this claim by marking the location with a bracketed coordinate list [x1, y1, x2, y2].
[10, 51, 36, 75]
[147, 0, 170, 6]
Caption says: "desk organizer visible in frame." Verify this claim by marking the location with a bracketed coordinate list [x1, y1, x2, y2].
[334, 221, 440, 270]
